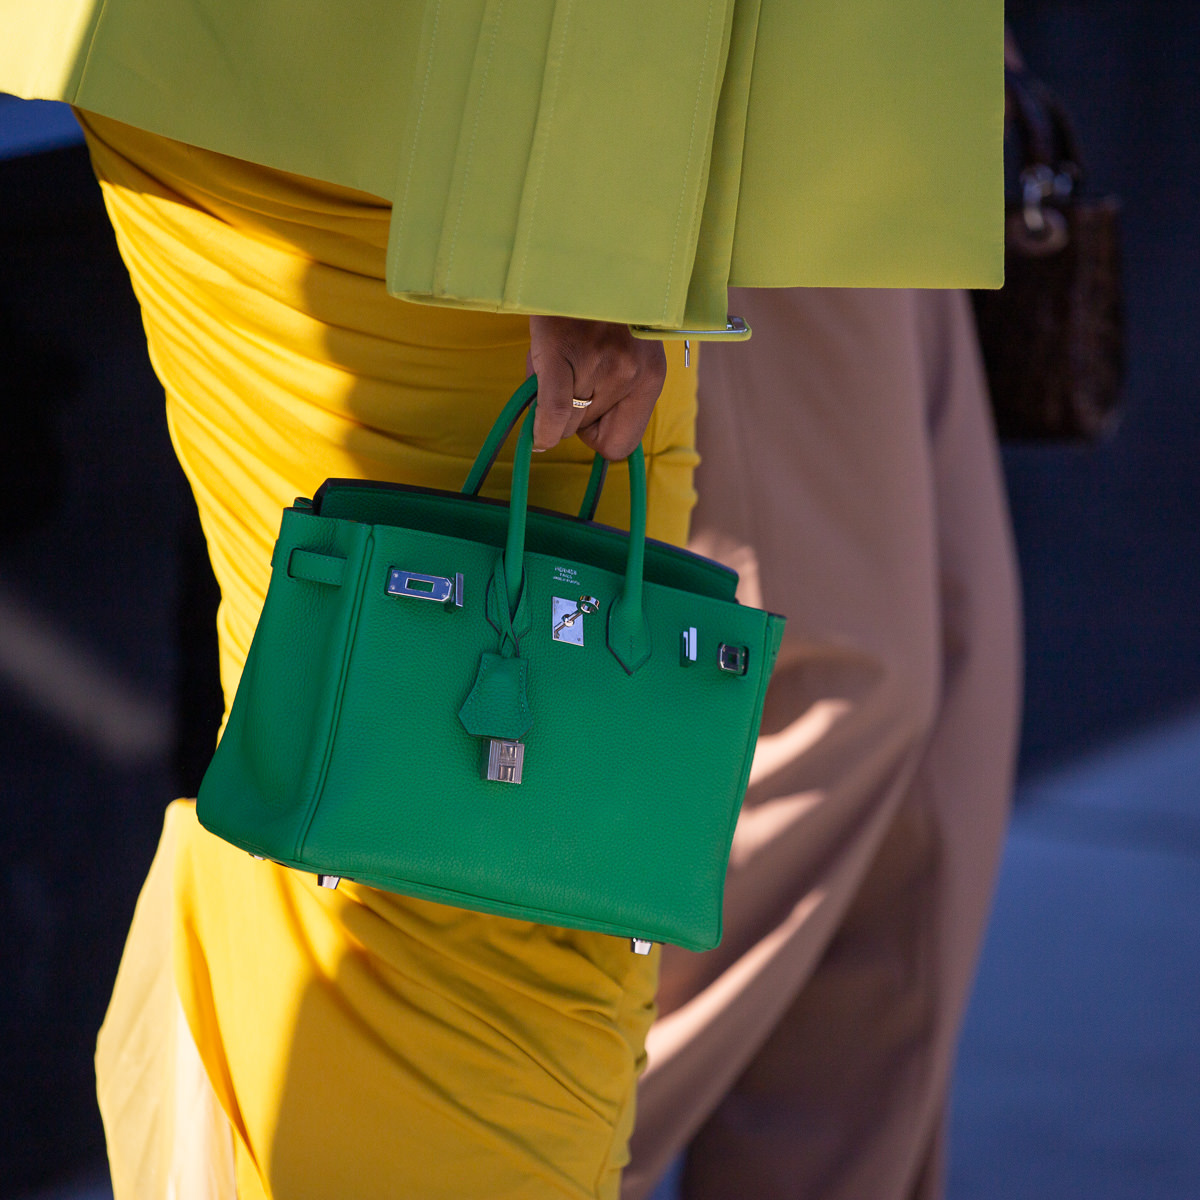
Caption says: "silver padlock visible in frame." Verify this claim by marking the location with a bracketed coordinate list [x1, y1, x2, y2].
[485, 738, 525, 784]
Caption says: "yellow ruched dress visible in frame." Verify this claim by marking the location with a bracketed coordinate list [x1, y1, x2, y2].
[79, 112, 699, 1200]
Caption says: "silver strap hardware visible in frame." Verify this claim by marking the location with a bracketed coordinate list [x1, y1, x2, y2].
[718, 643, 749, 676]
[387, 568, 464, 608]
[680, 627, 698, 665]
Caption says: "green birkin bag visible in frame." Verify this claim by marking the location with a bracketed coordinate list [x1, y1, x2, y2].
[197, 378, 785, 951]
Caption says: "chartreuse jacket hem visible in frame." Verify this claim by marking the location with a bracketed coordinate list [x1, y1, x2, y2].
[0, 0, 1004, 328]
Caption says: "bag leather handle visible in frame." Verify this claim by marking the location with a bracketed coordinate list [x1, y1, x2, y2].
[461, 376, 609, 521]
[499, 398, 650, 674]
[1005, 67, 1085, 181]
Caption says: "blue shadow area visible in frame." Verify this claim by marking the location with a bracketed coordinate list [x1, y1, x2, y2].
[1003, 3, 1200, 772]
[0, 96, 83, 159]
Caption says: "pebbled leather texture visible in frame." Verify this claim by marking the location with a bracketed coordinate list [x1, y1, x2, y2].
[458, 652, 533, 740]
[198, 385, 786, 950]
[606, 595, 653, 675]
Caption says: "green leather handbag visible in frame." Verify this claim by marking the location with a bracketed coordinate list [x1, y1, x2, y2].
[197, 378, 784, 952]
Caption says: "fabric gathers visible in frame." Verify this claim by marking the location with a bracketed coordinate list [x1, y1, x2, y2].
[81, 110, 698, 1200]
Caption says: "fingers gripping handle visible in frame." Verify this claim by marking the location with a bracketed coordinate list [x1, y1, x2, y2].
[461, 376, 608, 520]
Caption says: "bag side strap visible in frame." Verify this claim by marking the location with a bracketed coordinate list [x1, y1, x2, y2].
[287, 548, 346, 587]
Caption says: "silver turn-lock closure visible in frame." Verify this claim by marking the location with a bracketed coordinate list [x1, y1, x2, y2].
[552, 595, 599, 645]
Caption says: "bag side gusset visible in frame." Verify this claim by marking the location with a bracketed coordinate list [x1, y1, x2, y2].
[197, 509, 372, 862]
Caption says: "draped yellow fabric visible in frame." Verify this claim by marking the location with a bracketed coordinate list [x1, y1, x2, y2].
[81, 111, 699, 1199]
[1, 0, 1003, 326]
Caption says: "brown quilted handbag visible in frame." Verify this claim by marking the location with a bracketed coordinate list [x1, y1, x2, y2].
[972, 69, 1125, 441]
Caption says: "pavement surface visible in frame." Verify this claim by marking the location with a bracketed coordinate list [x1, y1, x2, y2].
[642, 712, 1200, 1200]
[947, 711, 1200, 1200]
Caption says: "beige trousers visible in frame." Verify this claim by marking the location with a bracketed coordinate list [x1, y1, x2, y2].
[623, 288, 1022, 1200]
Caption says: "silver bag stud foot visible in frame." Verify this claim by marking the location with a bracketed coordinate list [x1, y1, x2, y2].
[631, 938, 654, 955]
[317, 875, 341, 890]
[717, 642, 749, 675]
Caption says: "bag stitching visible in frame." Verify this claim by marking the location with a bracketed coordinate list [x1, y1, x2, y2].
[293, 530, 375, 861]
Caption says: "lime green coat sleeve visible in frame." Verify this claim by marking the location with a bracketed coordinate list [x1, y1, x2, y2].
[385, 0, 738, 328]
[0, 0, 1003, 325]
[731, 1, 1004, 291]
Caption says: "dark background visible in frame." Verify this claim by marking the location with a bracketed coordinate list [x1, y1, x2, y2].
[1002, 0, 1200, 767]
[2, 2, 1198, 1195]
[0, 141, 221, 1195]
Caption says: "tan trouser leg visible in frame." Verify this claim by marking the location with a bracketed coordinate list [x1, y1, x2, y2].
[623, 288, 1021, 1200]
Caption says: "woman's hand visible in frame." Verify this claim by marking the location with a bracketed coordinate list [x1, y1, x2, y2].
[527, 317, 667, 460]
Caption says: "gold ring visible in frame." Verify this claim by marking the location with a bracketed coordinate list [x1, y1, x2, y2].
[572, 397, 593, 409]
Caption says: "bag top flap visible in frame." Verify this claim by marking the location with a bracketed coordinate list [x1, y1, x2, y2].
[307, 478, 740, 603]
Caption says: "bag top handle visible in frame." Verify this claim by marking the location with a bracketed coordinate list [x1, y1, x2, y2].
[504, 403, 651, 674]
[462, 377, 609, 522]
[1005, 67, 1085, 182]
